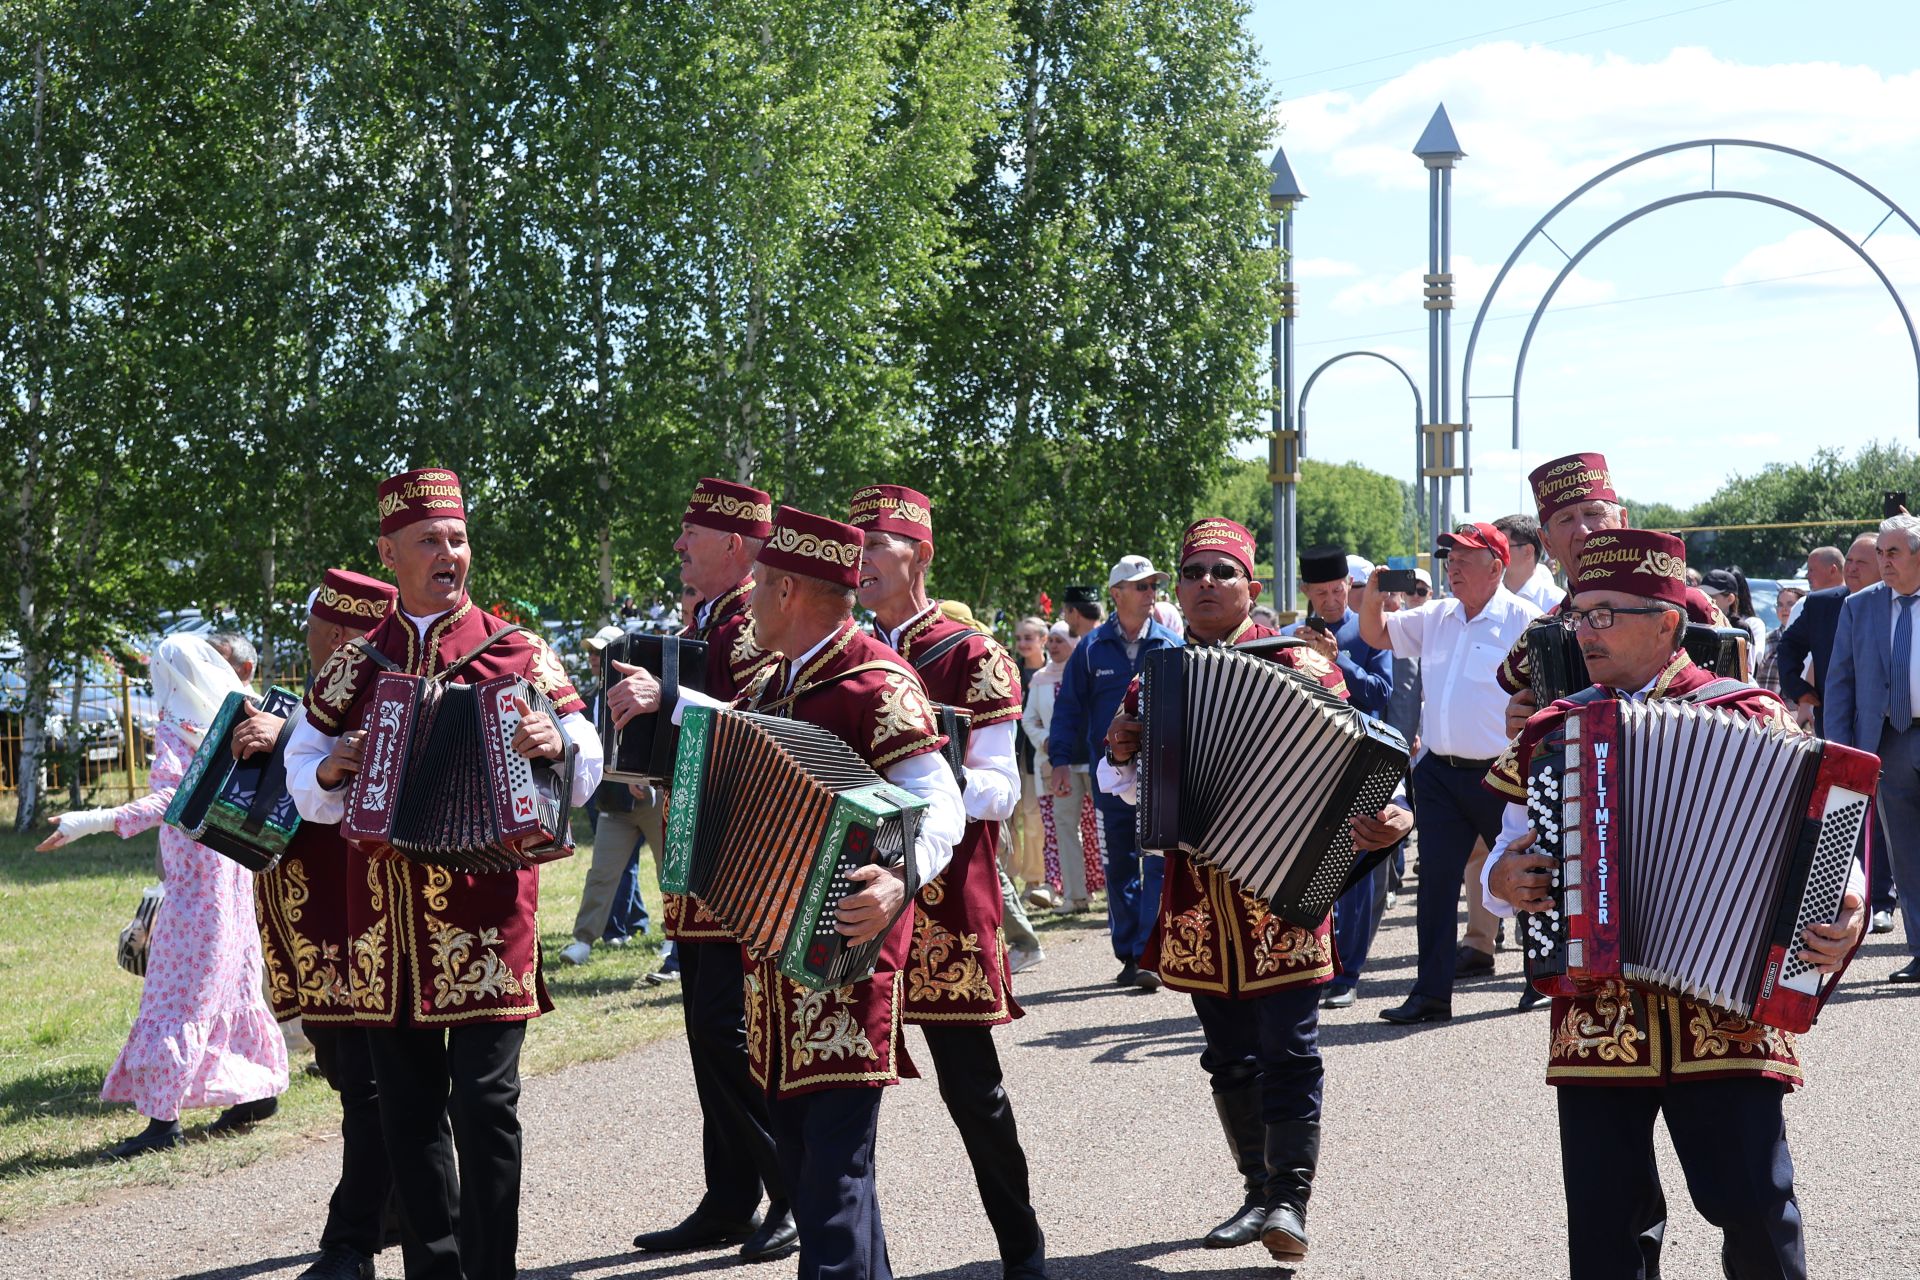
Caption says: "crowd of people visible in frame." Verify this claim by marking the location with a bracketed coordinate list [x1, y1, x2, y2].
[28, 450, 1912, 1280]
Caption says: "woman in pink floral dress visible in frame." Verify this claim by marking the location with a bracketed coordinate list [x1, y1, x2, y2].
[39, 634, 288, 1157]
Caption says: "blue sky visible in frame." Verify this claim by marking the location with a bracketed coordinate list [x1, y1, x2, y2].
[1242, 0, 1920, 512]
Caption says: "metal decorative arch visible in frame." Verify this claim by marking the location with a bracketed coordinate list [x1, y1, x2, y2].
[1297, 351, 1428, 547]
[1458, 139, 1920, 495]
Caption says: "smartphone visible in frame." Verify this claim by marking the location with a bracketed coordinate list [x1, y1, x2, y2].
[1886, 490, 1909, 519]
[1377, 568, 1421, 594]
[1305, 615, 1332, 634]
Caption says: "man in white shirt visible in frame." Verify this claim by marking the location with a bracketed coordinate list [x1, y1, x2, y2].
[1495, 512, 1565, 613]
[1359, 522, 1542, 1024]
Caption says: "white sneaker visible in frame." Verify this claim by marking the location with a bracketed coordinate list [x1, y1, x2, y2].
[560, 940, 593, 966]
[1008, 946, 1047, 975]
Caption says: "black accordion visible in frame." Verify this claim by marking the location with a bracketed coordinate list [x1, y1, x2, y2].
[932, 704, 971, 783]
[1137, 645, 1410, 927]
[165, 687, 303, 872]
[1528, 618, 1750, 705]
[598, 631, 708, 784]
[662, 707, 926, 990]
[343, 671, 577, 873]
[1519, 696, 1876, 1031]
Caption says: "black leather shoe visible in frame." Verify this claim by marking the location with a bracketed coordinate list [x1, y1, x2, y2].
[1203, 1202, 1268, 1248]
[1115, 961, 1139, 987]
[1889, 959, 1920, 984]
[207, 1096, 279, 1136]
[1379, 996, 1452, 1025]
[1320, 985, 1356, 1009]
[106, 1119, 182, 1159]
[739, 1203, 798, 1262]
[634, 1209, 761, 1252]
[1518, 985, 1550, 1012]
[1454, 945, 1495, 977]
[1261, 1203, 1308, 1262]
[296, 1245, 375, 1280]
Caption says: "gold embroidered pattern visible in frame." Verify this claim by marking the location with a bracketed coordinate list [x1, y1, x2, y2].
[315, 583, 391, 620]
[350, 918, 390, 1011]
[907, 912, 993, 1004]
[1159, 900, 1217, 977]
[528, 640, 570, 700]
[1552, 982, 1644, 1064]
[312, 644, 369, 723]
[422, 865, 453, 913]
[260, 908, 296, 1010]
[731, 618, 766, 670]
[424, 914, 526, 1008]
[281, 859, 311, 923]
[1245, 896, 1324, 977]
[767, 525, 860, 569]
[968, 646, 1018, 706]
[872, 672, 935, 748]
[788, 985, 877, 1067]
[744, 967, 767, 1068]
[1687, 1004, 1794, 1060]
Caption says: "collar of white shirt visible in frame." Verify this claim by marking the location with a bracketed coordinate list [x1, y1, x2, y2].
[884, 601, 940, 651]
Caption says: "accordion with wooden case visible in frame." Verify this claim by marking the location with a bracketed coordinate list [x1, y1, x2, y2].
[1528, 619, 1750, 705]
[663, 706, 926, 990]
[343, 671, 577, 873]
[166, 687, 304, 872]
[1137, 645, 1410, 928]
[598, 631, 708, 785]
[1518, 695, 1876, 1032]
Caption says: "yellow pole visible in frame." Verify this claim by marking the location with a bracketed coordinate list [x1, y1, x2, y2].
[121, 669, 137, 803]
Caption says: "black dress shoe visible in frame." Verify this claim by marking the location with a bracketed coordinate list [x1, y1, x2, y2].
[739, 1203, 798, 1262]
[1517, 985, 1550, 1012]
[1379, 996, 1452, 1025]
[1115, 961, 1139, 987]
[1454, 946, 1495, 977]
[207, 1095, 279, 1136]
[296, 1245, 375, 1280]
[1320, 985, 1356, 1009]
[1203, 1202, 1268, 1248]
[1889, 959, 1920, 984]
[106, 1118, 183, 1160]
[634, 1209, 762, 1252]
[1260, 1203, 1308, 1263]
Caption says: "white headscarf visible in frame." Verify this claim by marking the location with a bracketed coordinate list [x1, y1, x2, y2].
[150, 633, 246, 747]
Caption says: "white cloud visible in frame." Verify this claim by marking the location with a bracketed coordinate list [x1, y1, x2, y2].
[1293, 256, 1363, 279]
[1276, 45, 1920, 208]
[1329, 254, 1616, 315]
[1722, 228, 1920, 291]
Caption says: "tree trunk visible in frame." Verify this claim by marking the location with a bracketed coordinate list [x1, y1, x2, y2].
[15, 32, 50, 832]
[65, 666, 84, 808]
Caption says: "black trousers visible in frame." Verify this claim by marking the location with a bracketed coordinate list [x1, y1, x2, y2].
[368, 1021, 526, 1280]
[920, 1025, 1045, 1275]
[677, 937, 783, 1216]
[1410, 754, 1507, 1003]
[769, 1087, 890, 1280]
[307, 1024, 393, 1259]
[1558, 1078, 1804, 1280]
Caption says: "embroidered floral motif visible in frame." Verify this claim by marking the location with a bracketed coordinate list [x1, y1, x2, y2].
[528, 640, 570, 699]
[907, 912, 993, 1004]
[1244, 894, 1324, 976]
[745, 967, 768, 1068]
[1159, 901, 1217, 976]
[1687, 1003, 1794, 1060]
[261, 915, 296, 1010]
[422, 865, 453, 913]
[967, 647, 1017, 705]
[731, 620, 765, 669]
[303, 941, 353, 1008]
[312, 644, 368, 722]
[350, 918, 390, 1011]
[281, 860, 311, 923]
[789, 984, 876, 1067]
[1552, 982, 1644, 1064]
[920, 878, 947, 907]
[424, 913, 526, 1008]
[871, 671, 935, 748]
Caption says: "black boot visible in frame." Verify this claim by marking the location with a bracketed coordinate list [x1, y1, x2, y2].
[1202, 1086, 1267, 1248]
[106, 1117, 183, 1160]
[1260, 1120, 1321, 1263]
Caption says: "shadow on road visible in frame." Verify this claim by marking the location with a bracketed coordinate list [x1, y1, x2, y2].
[1021, 1011, 1206, 1066]
[173, 1256, 318, 1280]
[526, 1241, 1294, 1280]
[525, 1251, 777, 1280]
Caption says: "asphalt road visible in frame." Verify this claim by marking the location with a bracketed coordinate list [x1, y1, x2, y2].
[3, 895, 1914, 1280]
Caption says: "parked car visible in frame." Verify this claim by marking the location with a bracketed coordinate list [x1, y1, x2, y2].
[1740, 577, 1810, 635]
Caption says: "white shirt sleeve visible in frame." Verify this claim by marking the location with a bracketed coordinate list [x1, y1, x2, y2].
[559, 710, 603, 806]
[671, 685, 732, 725]
[1095, 756, 1139, 805]
[884, 750, 966, 886]
[286, 716, 348, 825]
[1380, 601, 1431, 657]
[961, 720, 1020, 823]
[1479, 801, 1533, 919]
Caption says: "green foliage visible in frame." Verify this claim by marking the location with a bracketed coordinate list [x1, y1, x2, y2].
[1203, 454, 1414, 573]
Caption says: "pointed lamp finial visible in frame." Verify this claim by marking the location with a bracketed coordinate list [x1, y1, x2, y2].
[1268, 146, 1306, 208]
[1412, 104, 1465, 169]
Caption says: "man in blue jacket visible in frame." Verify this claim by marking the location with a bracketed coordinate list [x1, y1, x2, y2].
[1049, 555, 1183, 989]
[1285, 547, 1395, 1007]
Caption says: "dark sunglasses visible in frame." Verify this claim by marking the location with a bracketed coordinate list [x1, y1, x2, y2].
[1117, 580, 1158, 593]
[1178, 563, 1243, 583]
[1410, 585, 1431, 597]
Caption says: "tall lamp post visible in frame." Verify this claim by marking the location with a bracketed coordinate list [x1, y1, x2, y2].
[1269, 146, 1305, 620]
[1415, 105, 1466, 565]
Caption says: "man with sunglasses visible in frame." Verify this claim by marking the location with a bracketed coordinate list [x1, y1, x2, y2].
[1481, 529, 1865, 1280]
[1047, 554, 1182, 989]
[1099, 517, 1412, 1263]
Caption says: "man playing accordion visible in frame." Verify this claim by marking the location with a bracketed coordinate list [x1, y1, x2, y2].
[1098, 517, 1412, 1264]
[1483, 529, 1866, 1280]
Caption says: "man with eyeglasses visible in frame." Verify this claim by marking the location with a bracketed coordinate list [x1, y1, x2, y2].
[1359, 522, 1542, 1025]
[1099, 517, 1412, 1263]
[1047, 554, 1182, 989]
[1481, 528, 1864, 1280]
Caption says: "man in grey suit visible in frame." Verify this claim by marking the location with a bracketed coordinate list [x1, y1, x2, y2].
[1825, 513, 1920, 982]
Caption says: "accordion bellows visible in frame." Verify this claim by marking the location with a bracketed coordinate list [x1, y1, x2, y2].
[664, 707, 926, 990]
[167, 687, 304, 872]
[344, 672, 577, 872]
[1521, 697, 1876, 1032]
[1137, 646, 1409, 927]
[1528, 619, 1750, 704]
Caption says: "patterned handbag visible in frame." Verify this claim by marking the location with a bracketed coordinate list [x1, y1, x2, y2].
[116, 884, 164, 977]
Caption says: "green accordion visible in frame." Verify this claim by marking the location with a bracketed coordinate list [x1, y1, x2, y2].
[165, 687, 304, 872]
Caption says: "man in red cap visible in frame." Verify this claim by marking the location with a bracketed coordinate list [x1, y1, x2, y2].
[609, 504, 965, 1280]
[630, 477, 792, 1262]
[1100, 517, 1412, 1264]
[284, 468, 604, 1280]
[1481, 529, 1865, 1280]
[1359, 520, 1543, 1024]
[849, 483, 1045, 1280]
[1496, 451, 1729, 732]
[231, 569, 398, 1280]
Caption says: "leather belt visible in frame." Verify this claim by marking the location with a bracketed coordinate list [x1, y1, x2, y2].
[1430, 753, 1497, 771]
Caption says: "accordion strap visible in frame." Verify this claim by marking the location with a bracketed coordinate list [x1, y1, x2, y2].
[435, 624, 528, 683]
[344, 636, 397, 672]
[908, 628, 975, 672]
[241, 716, 297, 836]
[1677, 677, 1750, 705]
[757, 661, 905, 716]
